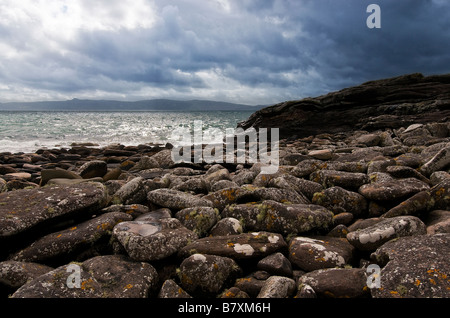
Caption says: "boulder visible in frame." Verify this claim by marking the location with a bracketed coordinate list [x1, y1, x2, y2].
[112, 177, 147, 205]
[257, 252, 293, 277]
[222, 200, 334, 235]
[298, 268, 370, 298]
[257, 276, 296, 298]
[0, 183, 108, 239]
[288, 236, 354, 271]
[113, 218, 197, 262]
[358, 178, 430, 201]
[175, 207, 220, 237]
[310, 170, 369, 190]
[147, 188, 213, 210]
[11, 255, 159, 298]
[178, 232, 287, 260]
[312, 186, 367, 216]
[0, 261, 54, 293]
[419, 146, 450, 176]
[178, 254, 242, 297]
[158, 279, 192, 298]
[346, 216, 427, 251]
[10, 212, 133, 265]
[78, 160, 107, 179]
[370, 234, 450, 298]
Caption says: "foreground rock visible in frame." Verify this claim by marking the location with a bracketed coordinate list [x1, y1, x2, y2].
[11, 255, 159, 298]
[0, 183, 108, 239]
[370, 234, 450, 298]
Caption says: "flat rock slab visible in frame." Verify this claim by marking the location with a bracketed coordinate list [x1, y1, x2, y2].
[178, 232, 287, 260]
[346, 216, 427, 251]
[0, 183, 108, 238]
[147, 188, 213, 210]
[370, 233, 450, 298]
[11, 255, 159, 298]
[358, 178, 430, 201]
[288, 236, 354, 272]
[9, 212, 133, 264]
[0, 261, 54, 291]
[113, 218, 197, 261]
[222, 200, 334, 235]
[298, 268, 370, 298]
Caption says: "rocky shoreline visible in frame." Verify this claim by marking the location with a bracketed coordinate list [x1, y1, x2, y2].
[1, 118, 449, 298]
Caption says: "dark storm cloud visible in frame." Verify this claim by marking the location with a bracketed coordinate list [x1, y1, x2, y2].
[0, 0, 449, 104]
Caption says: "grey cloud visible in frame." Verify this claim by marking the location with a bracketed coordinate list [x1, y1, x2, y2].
[0, 0, 449, 104]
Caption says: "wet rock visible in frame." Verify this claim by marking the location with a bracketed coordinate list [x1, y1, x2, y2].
[257, 252, 293, 277]
[112, 218, 197, 262]
[10, 212, 133, 265]
[40, 169, 82, 186]
[178, 253, 242, 297]
[0, 183, 108, 239]
[312, 186, 367, 216]
[222, 200, 334, 235]
[78, 160, 107, 179]
[11, 255, 159, 298]
[178, 232, 287, 260]
[358, 178, 430, 201]
[346, 216, 427, 251]
[257, 276, 296, 298]
[147, 188, 213, 210]
[370, 234, 450, 298]
[298, 268, 370, 298]
[288, 236, 354, 271]
[175, 207, 220, 237]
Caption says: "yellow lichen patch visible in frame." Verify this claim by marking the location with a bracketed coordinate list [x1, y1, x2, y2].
[81, 278, 95, 291]
[124, 284, 133, 289]
[414, 279, 421, 287]
[69, 226, 77, 231]
[56, 234, 62, 238]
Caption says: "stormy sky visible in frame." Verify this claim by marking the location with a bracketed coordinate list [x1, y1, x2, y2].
[0, 0, 449, 105]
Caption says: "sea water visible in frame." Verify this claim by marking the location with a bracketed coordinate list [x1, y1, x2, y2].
[0, 111, 253, 154]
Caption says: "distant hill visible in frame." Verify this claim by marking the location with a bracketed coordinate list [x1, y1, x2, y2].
[0, 98, 264, 111]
